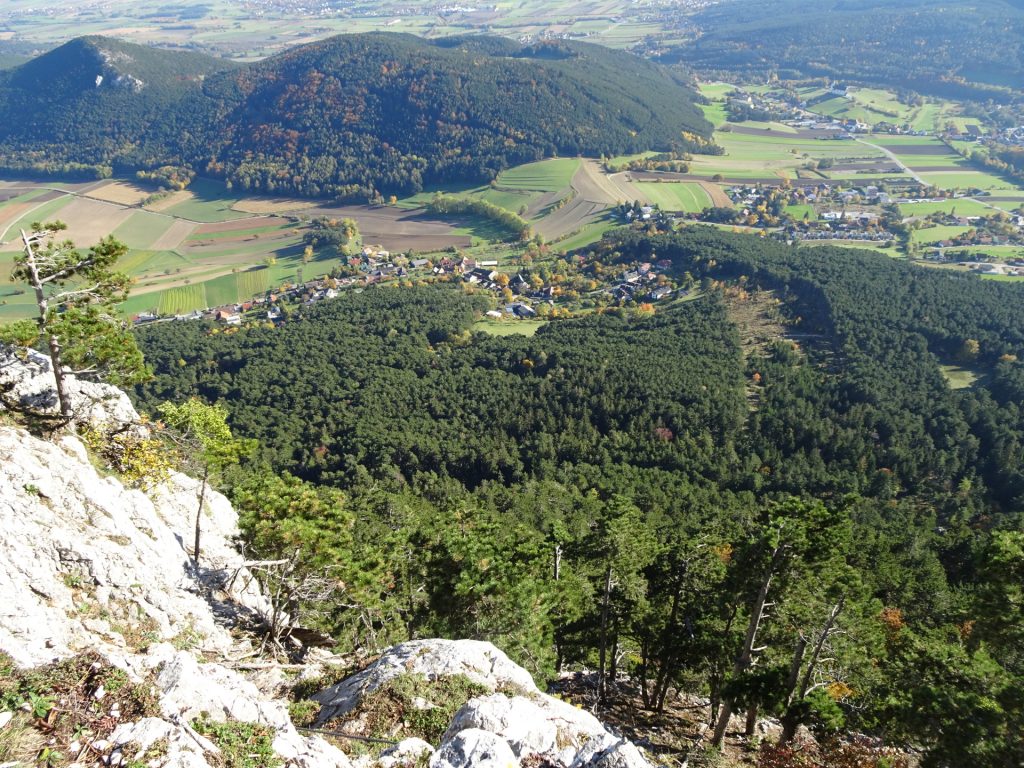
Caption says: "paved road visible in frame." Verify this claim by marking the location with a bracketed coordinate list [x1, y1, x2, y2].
[854, 138, 928, 185]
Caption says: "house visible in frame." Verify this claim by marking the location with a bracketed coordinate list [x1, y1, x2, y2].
[486, 310, 503, 319]
[214, 310, 241, 326]
[647, 286, 673, 301]
[508, 302, 537, 318]
[411, 258, 430, 269]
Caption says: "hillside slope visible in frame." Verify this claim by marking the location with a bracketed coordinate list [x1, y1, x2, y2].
[0, 36, 235, 172]
[0, 33, 712, 199]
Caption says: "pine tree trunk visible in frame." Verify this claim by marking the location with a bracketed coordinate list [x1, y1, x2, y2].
[598, 564, 612, 702]
[21, 230, 71, 419]
[194, 466, 208, 570]
[745, 704, 759, 737]
[712, 546, 783, 749]
[653, 560, 687, 712]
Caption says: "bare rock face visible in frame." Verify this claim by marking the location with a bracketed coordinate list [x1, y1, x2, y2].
[0, 424, 264, 665]
[0, 346, 137, 427]
[0, 352, 349, 768]
[313, 640, 654, 768]
[313, 639, 539, 724]
[430, 729, 518, 768]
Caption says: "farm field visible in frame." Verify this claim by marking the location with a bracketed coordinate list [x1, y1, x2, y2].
[931, 245, 1024, 260]
[0, 174, 480, 320]
[550, 215, 619, 252]
[899, 199, 996, 218]
[697, 82, 731, 127]
[911, 225, 972, 244]
[801, 86, 980, 133]
[687, 128, 898, 183]
[630, 182, 713, 212]
[917, 171, 1018, 192]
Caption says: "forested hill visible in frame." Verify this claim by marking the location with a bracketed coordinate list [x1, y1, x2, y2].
[665, 0, 1024, 100]
[0, 37, 237, 175]
[0, 33, 712, 198]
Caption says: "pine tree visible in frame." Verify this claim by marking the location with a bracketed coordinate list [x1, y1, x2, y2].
[6, 221, 146, 418]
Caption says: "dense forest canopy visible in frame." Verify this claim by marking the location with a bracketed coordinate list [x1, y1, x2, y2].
[664, 0, 1024, 100]
[132, 229, 1024, 765]
[0, 33, 711, 200]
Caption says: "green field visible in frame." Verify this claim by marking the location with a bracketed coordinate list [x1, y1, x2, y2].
[632, 182, 712, 212]
[785, 204, 817, 220]
[496, 159, 580, 191]
[697, 82, 732, 127]
[165, 179, 250, 222]
[799, 241, 906, 259]
[112, 211, 175, 250]
[899, 199, 995, 218]
[932, 245, 1024, 260]
[157, 284, 207, 315]
[688, 129, 891, 181]
[980, 273, 1024, 282]
[802, 87, 980, 133]
[472, 319, 547, 336]
[0, 194, 74, 241]
[553, 215, 619, 252]
[940, 364, 985, 389]
[918, 171, 1018, 192]
[396, 158, 581, 221]
[912, 225, 972, 244]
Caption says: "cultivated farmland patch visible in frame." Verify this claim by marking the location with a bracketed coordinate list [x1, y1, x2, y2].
[86, 180, 154, 206]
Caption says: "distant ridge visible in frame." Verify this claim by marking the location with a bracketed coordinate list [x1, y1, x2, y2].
[0, 33, 712, 201]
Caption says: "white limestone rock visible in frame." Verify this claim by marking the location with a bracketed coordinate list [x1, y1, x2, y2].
[378, 738, 435, 768]
[0, 346, 138, 427]
[443, 695, 557, 759]
[0, 424, 268, 667]
[109, 717, 216, 768]
[430, 729, 518, 768]
[312, 639, 537, 724]
[569, 734, 650, 768]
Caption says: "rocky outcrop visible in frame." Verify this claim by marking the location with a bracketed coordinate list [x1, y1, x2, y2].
[313, 639, 537, 724]
[0, 424, 264, 666]
[0, 346, 137, 427]
[314, 640, 653, 768]
[0, 354, 349, 768]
